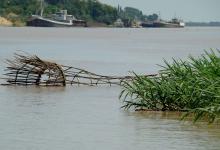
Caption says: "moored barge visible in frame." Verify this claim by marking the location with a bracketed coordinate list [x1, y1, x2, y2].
[142, 18, 185, 28]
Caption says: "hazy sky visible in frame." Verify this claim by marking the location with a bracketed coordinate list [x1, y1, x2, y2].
[99, 0, 220, 22]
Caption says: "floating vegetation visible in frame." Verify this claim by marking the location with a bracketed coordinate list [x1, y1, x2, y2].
[120, 50, 220, 123]
[1, 53, 156, 86]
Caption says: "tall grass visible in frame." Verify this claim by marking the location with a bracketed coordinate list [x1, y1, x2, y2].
[120, 50, 220, 123]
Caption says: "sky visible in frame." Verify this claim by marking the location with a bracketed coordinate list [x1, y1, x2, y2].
[99, 0, 220, 22]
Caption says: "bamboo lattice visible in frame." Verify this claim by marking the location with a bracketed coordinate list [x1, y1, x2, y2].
[1, 53, 156, 86]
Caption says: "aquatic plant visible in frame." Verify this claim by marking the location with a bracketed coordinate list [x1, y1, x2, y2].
[120, 49, 220, 123]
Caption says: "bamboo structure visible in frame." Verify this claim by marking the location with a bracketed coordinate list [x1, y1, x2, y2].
[1, 53, 156, 86]
[3, 53, 66, 86]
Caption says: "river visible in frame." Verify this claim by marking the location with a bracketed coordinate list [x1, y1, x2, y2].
[0, 27, 220, 150]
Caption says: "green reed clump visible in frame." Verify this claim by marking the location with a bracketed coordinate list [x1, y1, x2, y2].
[120, 49, 220, 123]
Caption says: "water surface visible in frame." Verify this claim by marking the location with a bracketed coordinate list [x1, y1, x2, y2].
[0, 27, 220, 150]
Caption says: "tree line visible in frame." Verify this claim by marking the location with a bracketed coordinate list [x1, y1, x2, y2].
[0, 0, 158, 25]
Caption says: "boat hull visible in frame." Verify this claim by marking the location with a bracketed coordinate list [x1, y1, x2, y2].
[27, 17, 87, 27]
[142, 22, 184, 28]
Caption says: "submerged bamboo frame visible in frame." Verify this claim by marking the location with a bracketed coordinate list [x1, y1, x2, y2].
[1, 53, 156, 86]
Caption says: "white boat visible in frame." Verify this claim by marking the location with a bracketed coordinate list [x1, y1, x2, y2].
[27, 0, 86, 27]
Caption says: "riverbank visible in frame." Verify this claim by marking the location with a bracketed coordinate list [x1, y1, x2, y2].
[0, 15, 26, 27]
[0, 16, 12, 26]
[0, 17, 109, 27]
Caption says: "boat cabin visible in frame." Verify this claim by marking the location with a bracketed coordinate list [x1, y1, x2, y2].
[52, 10, 77, 22]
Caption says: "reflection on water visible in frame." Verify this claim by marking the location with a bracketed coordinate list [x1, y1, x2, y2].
[0, 27, 220, 150]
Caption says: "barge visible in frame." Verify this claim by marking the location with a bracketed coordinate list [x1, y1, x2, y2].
[142, 18, 185, 28]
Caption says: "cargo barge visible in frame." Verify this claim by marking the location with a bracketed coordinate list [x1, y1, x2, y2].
[142, 18, 185, 28]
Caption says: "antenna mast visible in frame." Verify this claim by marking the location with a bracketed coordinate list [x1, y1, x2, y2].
[40, 0, 44, 17]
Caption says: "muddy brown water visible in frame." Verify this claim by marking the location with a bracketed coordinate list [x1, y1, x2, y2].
[0, 27, 220, 150]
